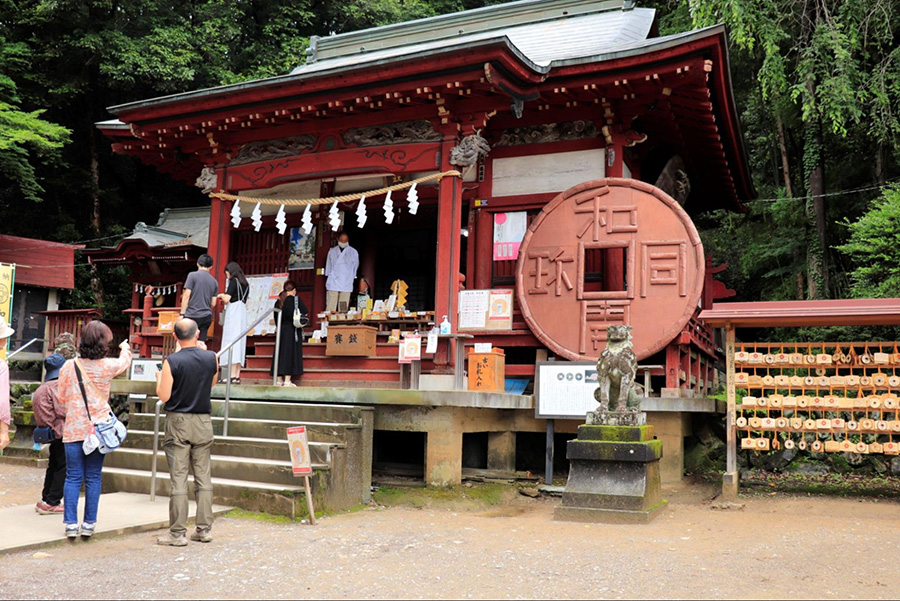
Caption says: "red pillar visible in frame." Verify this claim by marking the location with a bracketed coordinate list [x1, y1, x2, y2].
[604, 141, 626, 292]
[434, 134, 463, 368]
[312, 208, 330, 328]
[205, 196, 232, 350]
[474, 208, 493, 290]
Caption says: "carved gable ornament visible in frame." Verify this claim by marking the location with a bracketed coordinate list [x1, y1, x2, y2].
[342, 120, 441, 147]
[230, 135, 317, 166]
[515, 179, 705, 362]
[495, 121, 598, 147]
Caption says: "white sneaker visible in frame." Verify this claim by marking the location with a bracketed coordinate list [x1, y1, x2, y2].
[283, 381, 296, 387]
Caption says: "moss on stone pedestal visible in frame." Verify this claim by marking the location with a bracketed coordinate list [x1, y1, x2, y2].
[12, 411, 35, 427]
[577, 424, 654, 442]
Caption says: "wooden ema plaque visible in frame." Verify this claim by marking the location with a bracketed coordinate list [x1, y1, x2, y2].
[515, 179, 704, 361]
[733, 341, 900, 456]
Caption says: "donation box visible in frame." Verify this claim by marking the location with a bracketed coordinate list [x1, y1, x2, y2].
[326, 325, 377, 357]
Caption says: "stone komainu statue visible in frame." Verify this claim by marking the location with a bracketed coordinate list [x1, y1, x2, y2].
[594, 325, 639, 412]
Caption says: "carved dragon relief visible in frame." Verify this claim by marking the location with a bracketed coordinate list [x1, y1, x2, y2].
[494, 120, 599, 147]
[342, 120, 441, 147]
[229, 135, 317, 166]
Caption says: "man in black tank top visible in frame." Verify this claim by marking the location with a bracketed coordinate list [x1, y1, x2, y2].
[155, 319, 219, 546]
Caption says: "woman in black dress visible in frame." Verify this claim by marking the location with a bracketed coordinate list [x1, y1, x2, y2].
[272, 280, 307, 387]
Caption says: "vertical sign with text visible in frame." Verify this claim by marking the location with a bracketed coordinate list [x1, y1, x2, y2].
[0, 264, 15, 361]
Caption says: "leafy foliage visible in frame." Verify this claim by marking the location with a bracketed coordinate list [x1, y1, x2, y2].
[836, 186, 900, 298]
[0, 35, 70, 203]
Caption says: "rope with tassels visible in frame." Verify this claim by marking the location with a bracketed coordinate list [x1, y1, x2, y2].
[209, 169, 462, 206]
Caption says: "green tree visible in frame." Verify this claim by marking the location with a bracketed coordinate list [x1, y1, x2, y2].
[690, 0, 900, 299]
[0, 35, 70, 204]
[836, 185, 900, 298]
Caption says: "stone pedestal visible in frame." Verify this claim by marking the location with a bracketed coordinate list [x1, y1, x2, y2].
[554, 424, 666, 524]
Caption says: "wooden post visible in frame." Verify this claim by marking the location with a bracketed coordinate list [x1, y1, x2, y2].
[722, 323, 739, 498]
[433, 134, 463, 369]
[206, 196, 232, 350]
[545, 418, 555, 485]
[603, 139, 626, 291]
[474, 208, 493, 290]
[304, 475, 316, 525]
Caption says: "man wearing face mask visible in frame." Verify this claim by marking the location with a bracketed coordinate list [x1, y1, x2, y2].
[324, 232, 359, 313]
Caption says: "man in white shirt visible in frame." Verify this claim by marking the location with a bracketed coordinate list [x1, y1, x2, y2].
[325, 232, 359, 312]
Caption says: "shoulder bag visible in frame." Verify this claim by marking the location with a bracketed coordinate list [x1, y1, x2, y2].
[74, 361, 127, 454]
[33, 426, 56, 444]
[292, 297, 309, 329]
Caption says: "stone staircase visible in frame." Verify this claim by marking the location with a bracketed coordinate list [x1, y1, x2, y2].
[103, 392, 373, 518]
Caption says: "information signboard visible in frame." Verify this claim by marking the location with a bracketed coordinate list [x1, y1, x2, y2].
[286, 425, 312, 475]
[534, 361, 599, 419]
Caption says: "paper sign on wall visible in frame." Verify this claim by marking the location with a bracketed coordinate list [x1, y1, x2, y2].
[458, 289, 513, 331]
[493, 211, 527, 261]
[403, 334, 421, 361]
[286, 426, 312, 475]
[246, 274, 289, 335]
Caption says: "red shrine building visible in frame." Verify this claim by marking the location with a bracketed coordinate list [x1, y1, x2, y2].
[98, 0, 753, 484]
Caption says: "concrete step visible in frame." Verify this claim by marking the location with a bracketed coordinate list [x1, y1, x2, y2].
[128, 414, 357, 443]
[297, 380, 399, 389]
[239, 367, 401, 383]
[103, 467, 313, 518]
[104, 447, 327, 486]
[207, 398, 365, 424]
[123, 429, 342, 463]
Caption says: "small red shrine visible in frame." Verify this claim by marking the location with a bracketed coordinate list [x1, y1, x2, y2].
[98, 0, 753, 392]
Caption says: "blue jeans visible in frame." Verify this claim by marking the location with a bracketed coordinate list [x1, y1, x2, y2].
[64, 443, 104, 525]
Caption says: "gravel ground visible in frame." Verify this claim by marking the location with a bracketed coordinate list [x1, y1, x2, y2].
[3, 462, 900, 599]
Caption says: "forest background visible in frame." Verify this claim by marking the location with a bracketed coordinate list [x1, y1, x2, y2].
[1, 0, 899, 340]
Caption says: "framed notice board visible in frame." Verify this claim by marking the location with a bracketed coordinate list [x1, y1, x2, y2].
[457, 289, 513, 331]
[534, 361, 598, 419]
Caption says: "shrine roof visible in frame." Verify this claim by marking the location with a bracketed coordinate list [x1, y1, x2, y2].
[297, 1, 656, 71]
[106, 0, 658, 116]
[0, 235, 82, 290]
[83, 207, 210, 260]
[699, 299, 900, 328]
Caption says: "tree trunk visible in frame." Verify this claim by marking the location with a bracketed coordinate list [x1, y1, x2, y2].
[87, 77, 104, 309]
[89, 126, 101, 236]
[876, 143, 886, 186]
[801, 1, 829, 300]
[776, 112, 793, 197]
[804, 116, 829, 300]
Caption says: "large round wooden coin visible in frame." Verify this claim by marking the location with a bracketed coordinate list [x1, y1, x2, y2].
[515, 178, 704, 361]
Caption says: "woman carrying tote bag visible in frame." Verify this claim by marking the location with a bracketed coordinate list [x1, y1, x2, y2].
[217, 261, 249, 384]
[57, 321, 131, 539]
[272, 280, 307, 387]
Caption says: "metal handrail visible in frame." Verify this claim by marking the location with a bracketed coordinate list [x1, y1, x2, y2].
[214, 306, 281, 436]
[150, 399, 164, 502]
[150, 307, 281, 501]
[7, 338, 42, 359]
[150, 305, 281, 499]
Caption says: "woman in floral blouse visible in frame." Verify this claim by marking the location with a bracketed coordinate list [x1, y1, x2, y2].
[57, 321, 131, 538]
